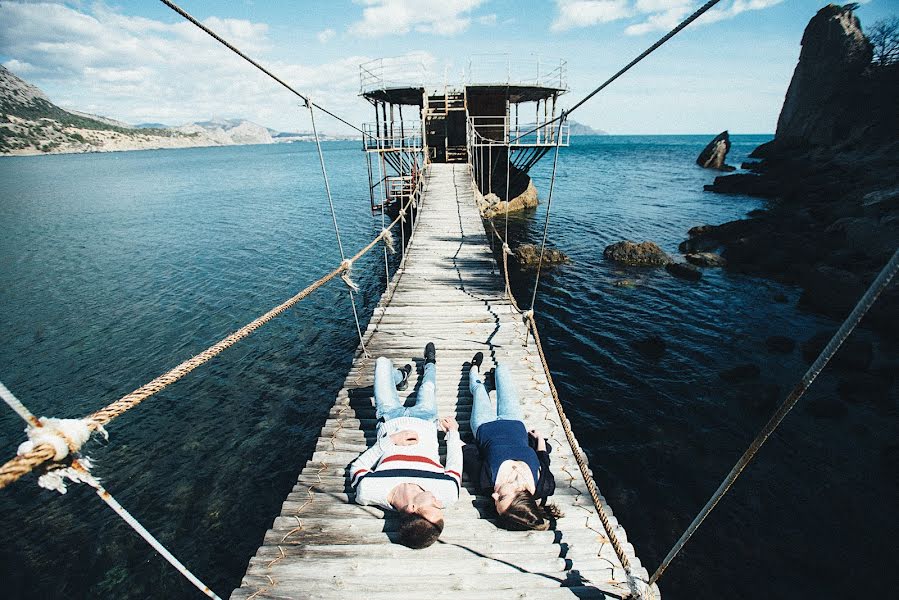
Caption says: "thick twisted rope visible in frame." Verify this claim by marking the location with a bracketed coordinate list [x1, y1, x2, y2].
[0, 385, 221, 598]
[483, 218, 647, 598]
[649, 247, 899, 585]
[0, 208, 410, 490]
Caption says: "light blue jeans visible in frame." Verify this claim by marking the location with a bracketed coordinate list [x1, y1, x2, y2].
[470, 363, 524, 436]
[374, 356, 438, 422]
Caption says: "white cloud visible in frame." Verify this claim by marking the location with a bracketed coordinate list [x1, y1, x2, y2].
[348, 0, 485, 37]
[317, 28, 336, 43]
[551, 0, 785, 35]
[551, 0, 633, 32]
[0, 2, 388, 133]
[478, 14, 498, 26]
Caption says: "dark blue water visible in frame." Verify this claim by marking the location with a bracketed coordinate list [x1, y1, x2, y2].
[1, 138, 895, 599]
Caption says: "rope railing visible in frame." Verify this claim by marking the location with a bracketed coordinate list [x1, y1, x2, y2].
[0, 199, 414, 491]
[0, 383, 222, 599]
[477, 172, 653, 598]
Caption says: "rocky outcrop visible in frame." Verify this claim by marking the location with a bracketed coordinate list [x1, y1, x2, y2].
[514, 243, 570, 269]
[603, 241, 670, 266]
[686, 5, 899, 338]
[774, 5, 873, 149]
[665, 262, 702, 281]
[685, 252, 726, 267]
[477, 179, 539, 218]
[696, 131, 735, 171]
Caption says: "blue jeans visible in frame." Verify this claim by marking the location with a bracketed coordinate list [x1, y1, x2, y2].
[374, 356, 438, 422]
[470, 363, 523, 436]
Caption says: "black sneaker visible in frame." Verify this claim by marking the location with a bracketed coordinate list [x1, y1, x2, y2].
[471, 351, 484, 371]
[424, 342, 436, 364]
[396, 364, 412, 391]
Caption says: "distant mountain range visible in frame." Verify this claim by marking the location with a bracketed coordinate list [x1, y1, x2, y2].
[0, 66, 357, 156]
[567, 120, 607, 136]
[0, 65, 604, 156]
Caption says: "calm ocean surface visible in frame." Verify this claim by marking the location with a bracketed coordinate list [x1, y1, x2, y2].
[1, 137, 895, 599]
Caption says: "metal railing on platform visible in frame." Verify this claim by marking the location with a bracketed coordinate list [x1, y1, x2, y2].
[467, 115, 570, 147]
[362, 123, 423, 151]
[466, 54, 567, 90]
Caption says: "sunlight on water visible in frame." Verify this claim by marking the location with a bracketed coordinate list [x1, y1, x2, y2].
[0, 138, 895, 599]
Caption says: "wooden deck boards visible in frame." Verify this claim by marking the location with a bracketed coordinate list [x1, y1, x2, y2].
[231, 163, 653, 599]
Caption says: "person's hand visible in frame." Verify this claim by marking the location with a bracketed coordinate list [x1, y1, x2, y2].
[529, 428, 547, 451]
[390, 430, 419, 446]
[439, 416, 459, 432]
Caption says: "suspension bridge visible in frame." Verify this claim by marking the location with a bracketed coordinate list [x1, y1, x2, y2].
[3, 1, 898, 599]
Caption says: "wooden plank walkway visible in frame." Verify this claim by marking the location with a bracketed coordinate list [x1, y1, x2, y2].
[231, 163, 654, 599]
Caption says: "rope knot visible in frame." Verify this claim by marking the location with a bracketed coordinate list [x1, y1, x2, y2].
[399, 208, 406, 223]
[17, 417, 91, 462]
[380, 228, 396, 254]
[502, 242, 513, 256]
[523, 309, 535, 322]
[339, 259, 359, 292]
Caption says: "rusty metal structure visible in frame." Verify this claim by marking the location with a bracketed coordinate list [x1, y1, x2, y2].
[360, 54, 570, 211]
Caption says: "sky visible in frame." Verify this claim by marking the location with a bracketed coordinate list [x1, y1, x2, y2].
[1, 0, 896, 134]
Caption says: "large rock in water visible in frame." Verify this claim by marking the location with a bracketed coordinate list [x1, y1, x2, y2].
[515, 243, 569, 269]
[477, 179, 538, 218]
[696, 131, 735, 171]
[774, 4, 873, 149]
[603, 241, 670, 266]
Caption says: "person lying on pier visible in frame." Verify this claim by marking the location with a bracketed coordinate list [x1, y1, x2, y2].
[464, 352, 562, 531]
[349, 342, 463, 549]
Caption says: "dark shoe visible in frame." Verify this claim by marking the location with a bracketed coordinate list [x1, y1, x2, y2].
[471, 351, 484, 371]
[396, 364, 412, 391]
[424, 342, 436, 364]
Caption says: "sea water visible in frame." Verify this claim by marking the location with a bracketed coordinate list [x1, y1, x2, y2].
[0, 138, 894, 599]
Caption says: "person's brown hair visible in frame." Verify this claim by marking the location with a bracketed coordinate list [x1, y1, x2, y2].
[496, 490, 563, 531]
[397, 514, 444, 548]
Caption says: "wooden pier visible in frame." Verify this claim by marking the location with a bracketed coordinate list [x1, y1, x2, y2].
[231, 163, 653, 599]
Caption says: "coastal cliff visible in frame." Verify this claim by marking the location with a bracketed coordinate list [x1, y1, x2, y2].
[0, 65, 275, 155]
[687, 4, 899, 336]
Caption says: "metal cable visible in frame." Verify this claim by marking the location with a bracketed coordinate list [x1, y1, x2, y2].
[307, 102, 370, 358]
[158, 0, 363, 135]
[528, 113, 566, 312]
[510, 0, 723, 144]
[649, 247, 899, 585]
[0, 386, 221, 598]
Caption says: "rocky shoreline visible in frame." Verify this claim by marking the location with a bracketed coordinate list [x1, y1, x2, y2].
[683, 5, 899, 338]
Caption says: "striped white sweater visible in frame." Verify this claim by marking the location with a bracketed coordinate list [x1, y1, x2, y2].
[350, 416, 463, 510]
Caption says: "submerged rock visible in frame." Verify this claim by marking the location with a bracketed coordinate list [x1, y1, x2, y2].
[630, 335, 666, 359]
[514, 243, 569, 269]
[805, 396, 848, 419]
[765, 335, 796, 354]
[685, 252, 727, 267]
[613, 279, 638, 288]
[696, 131, 735, 171]
[665, 262, 702, 281]
[603, 241, 670, 266]
[720, 363, 761, 383]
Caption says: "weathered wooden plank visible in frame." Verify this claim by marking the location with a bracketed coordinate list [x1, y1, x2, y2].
[231, 163, 652, 600]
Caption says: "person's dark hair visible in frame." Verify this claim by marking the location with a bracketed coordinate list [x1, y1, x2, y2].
[397, 514, 444, 549]
[496, 490, 563, 531]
